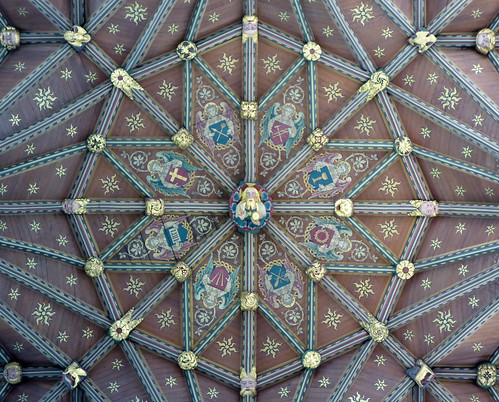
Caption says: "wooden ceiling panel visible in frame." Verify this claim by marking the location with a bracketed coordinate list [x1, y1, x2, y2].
[196, 0, 243, 41]
[258, 0, 304, 41]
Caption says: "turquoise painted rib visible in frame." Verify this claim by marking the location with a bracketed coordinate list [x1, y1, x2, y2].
[28, 0, 72, 31]
[132, 51, 179, 80]
[384, 45, 418, 78]
[307, 279, 316, 350]
[80, 336, 115, 369]
[72, 0, 84, 25]
[83, 42, 117, 74]
[40, 380, 68, 402]
[372, 0, 415, 36]
[308, 61, 317, 131]
[427, 381, 459, 402]
[184, 61, 193, 128]
[291, 0, 313, 42]
[435, 34, 475, 47]
[20, 32, 65, 44]
[325, 264, 395, 274]
[325, 140, 394, 150]
[185, 370, 202, 402]
[84, 0, 127, 33]
[294, 369, 313, 402]
[182, 278, 192, 350]
[133, 90, 180, 134]
[322, 91, 369, 135]
[385, 377, 413, 401]
[106, 138, 176, 147]
[382, 336, 413, 367]
[426, 0, 474, 35]
[185, 0, 208, 41]
[414, 0, 425, 29]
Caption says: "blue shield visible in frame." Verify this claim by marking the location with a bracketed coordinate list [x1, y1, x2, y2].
[163, 224, 188, 248]
[268, 265, 290, 290]
[209, 120, 231, 145]
[308, 166, 333, 189]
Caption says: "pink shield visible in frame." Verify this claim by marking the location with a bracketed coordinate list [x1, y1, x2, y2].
[209, 266, 229, 291]
[270, 121, 290, 145]
[310, 226, 336, 248]
[166, 166, 189, 186]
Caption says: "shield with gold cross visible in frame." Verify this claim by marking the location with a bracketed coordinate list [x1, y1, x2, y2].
[270, 121, 290, 146]
[166, 166, 190, 186]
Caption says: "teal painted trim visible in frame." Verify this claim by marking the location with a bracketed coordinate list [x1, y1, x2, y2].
[385, 377, 413, 401]
[389, 263, 499, 331]
[185, 0, 208, 41]
[384, 45, 418, 78]
[488, 51, 499, 75]
[372, 0, 415, 36]
[427, 381, 459, 402]
[435, 34, 475, 47]
[131, 51, 179, 80]
[416, 241, 499, 271]
[377, 91, 405, 139]
[93, 274, 121, 321]
[307, 279, 315, 350]
[345, 152, 398, 199]
[294, 369, 313, 402]
[353, 202, 415, 215]
[427, 47, 499, 124]
[245, 0, 255, 15]
[322, 91, 369, 135]
[260, 303, 305, 355]
[124, 0, 176, 70]
[321, 277, 370, 322]
[196, 359, 240, 388]
[259, 58, 306, 110]
[272, 202, 336, 214]
[40, 380, 68, 402]
[197, 23, 242, 54]
[0, 11, 8, 27]
[266, 221, 312, 267]
[83, 42, 118, 74]
[132, 276, 177, 321]
[377, 276, 404, 323]
[0, 383, 11, 400]
[325, 140, 394, 150]
[83, 0, 127, 34]
[319, 51, 369, 82]
[258, 22, 302, 54]
[79, 379, 108, 401]
[0, 144, 86, 179]
[94, 87, 123, 137]
[105, 263, 173, 271]
[490, 13, 499, 31]
[243, 233, 255, 291]
[242, 310, 256, 373]
[184, 61, 193, 129]
[257, 360, 304, 388]
[291, 0, 313, 42]
[106, 138, 176, 147]
[265, 146, 313, 192]
[0, 80, 112, 153]
[0, 348, 8, 365]
[85, 200, 145, 213]
[400, 216, 430, 261]
[489, 346, 499, 365]
[28, 0, 72, 31]
[194, 57, 240, 108]
[244, 120, 257, 182]
[414, 0, 425, 29]
[102, 149, 155, 197]
[182, 278, 191, 350]
[0, 201, 61, 214]
[325, 264, 395, 274]
[382, 336, 414, 368]
[426, 0, 474, 35]
[0, 302, 70, 367]
[0, 237, 84, 267]
[329, 340, 376, 402]
[69, 152, 99, 198]
[22, 367, 63, 379]
[0, 48, 7, 67]
[20, 32, 65, 44]
[72, 0, 84, 25]
[308, 61, 317, 131]
[69, 214, 99, 258]
[194, 303, 239, 354]
[130, 330, 181, 361]
[99, 215, 153, 261]
[0, 44, 73, 116]
[413, 147, 499, 184]
[80, 336, 115, 369]
[185, 370, 202, 402]
[121, 340, 165, 401]
[132, 89, 180, 135]
[323, 0, 376, 73]
[345, 216, 398, 265]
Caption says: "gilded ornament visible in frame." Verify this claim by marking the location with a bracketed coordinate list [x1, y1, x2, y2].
[3, 362, 22, 384]
[306, 261, 326, 282]
[476, 28, 495, 55]
[64, 26, 91, 49]
[335, 199, 353, 218]
[358, 71, 389, 101]
[303, 42, 322, 61]
[0, 27, 20, 50]
[172, 127, 194, 149]
[476, 363, 496, 389]
[178, 351, 198, 370]
[62, 362, 87, 389]
[240, 292, 259, 311]
[395, 136, 413, 156]
[408, 200, 438, 217]
[242, 15, 258, 44]
[109, 309, 143, 342]
[406, 359, 435, 388]
[86, 134, 106, 153]
[84, 257, 104, 277]
[240, 366, 257, 397]
[360, 313, 389, 342]
[396, 260, 415, 280]
[408, 31, 437, 53]
[171, 262, 192, 282]
[110, 68, 143, 99]
[307, 128, 328, 151]
[145, 197, 164, 216]
[240, 101, 258, 120]
[176, 40, 197, 60]
[62, 198, 89, 214]
[302, 350, 321, 369]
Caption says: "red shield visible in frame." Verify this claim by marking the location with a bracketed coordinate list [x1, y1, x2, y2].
[166, 166, 189, 186]
[270, 121, 290, 145]
[209, 266, 229, 290]
[310, 226, 336, 248]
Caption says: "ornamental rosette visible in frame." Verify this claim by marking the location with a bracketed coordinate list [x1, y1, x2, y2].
[358, 70, 389, 101]
[307, 128, 328, 151]
[306, 261, 326, 282]
[240, 292, 259, 311]
[145, 197, 164, 216]
[172, 128, 194, 149]
[476, 363, 496, 389]
[86, 134, 106, 153]
[176, 40, 197, 60]
[360, 314, 389, 342]
[3, 362, 22, 384]
[303, 42, 322, 61]
[109, 309, 143, 342]
[84, 257, 104, 277]
[335, 199, 353, 218]
[240, 101, 258, 120]
[396, 260, 415, 280]
[110, 68, 143, 99]
[395, 136, 413, 156]
[172, 262, 192, 282]
[62, 198, 90, 215]
[178, 351, 198, 370]
[0, 27, 20, 50]
[476, 28, 495, 55]
[302, 350, 321, 369]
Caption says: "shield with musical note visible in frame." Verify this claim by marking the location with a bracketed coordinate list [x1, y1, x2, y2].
[270, 121, 290, 146]
[308, 166, 333, 190]
[209, 120, 231, 145]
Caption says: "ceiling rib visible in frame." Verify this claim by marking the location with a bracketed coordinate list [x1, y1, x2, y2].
[373, 0, 415, 36]
[27, 0, 73, 31]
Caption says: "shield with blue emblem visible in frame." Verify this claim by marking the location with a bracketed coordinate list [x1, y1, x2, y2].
[268, 265, 290, 290]
[209, 120, 231, 145]
[163, 224, 189, 249]
[308, 166, 333, 190]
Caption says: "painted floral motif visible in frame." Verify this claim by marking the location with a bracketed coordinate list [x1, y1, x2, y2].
[378, 219, 399, 239]
[354, 278, 374, 299]
[217, 53, 239, 75]
[98, 216, 121, 238]
[433, 310, 456, 333]
[322, 308, 343, 329]
[302, 217, 353, 261]
[33, 87, 57, 110]
[438, 87, 461, 110]
[351, 3, 374, 26]
[32, 302, 55, 326]
[124, 2, 148, 25]
[125, 112, 145, 133]
[217, 336, 237, 357]
[100, 174, 120, 194]
[261, 55, 282, 75]
[156, 309, 176, 329]
[123, 276, 145, 297]
[261, 337, 281, 358]
[157, 81, 178, 101]
[354, 115, 376, 135]
[322, 82, 344, 102]
[378, 176, 400, 197]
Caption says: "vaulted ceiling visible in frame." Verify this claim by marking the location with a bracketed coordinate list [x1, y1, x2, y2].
[0, 0, 498, 401]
